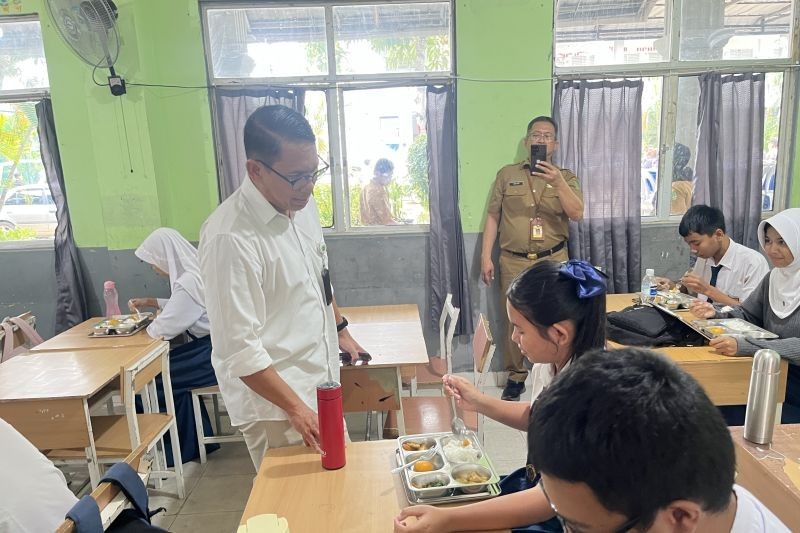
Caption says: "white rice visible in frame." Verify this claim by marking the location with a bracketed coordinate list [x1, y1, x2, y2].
[443, 440, 480, 463]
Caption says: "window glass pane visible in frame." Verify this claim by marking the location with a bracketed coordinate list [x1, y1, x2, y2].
[641, 78, 662, 217]
[762, 72, 782, 212]
[555, 1, 666, 67]
[307, 91, 334, 228]
[679, 0, 792, 61]
[0, 20, 49, 90]
[333, 3, 450, 74]
[669, 76, 701, 217]
[343, 87, 429, 227]
[207, 7, 327, 78]
[0, 101, 53, 241]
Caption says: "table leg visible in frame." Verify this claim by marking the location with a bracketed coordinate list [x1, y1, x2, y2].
[83, 401, 101, 488]
[395, 369, 406, 436]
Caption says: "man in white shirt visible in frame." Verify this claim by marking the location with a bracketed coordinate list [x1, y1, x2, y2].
[527, 348, 788, 533]
[199, 105, 364, 470]
[0, 417, 78, 532]
[656, 205, 769, 306]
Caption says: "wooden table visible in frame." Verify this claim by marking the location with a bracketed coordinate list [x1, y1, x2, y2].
[240, 440, 508, 533]
[0, 342, 169, 486]
[29, 317, 160, 352]
[607, 294, 788, 406]
[731, 425, 800, 530]
[338, 305, 429, 436]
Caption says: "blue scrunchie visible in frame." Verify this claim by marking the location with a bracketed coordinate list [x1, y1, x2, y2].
[559, 260, 607, 299]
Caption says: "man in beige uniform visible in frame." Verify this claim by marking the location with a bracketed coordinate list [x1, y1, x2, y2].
[481, 116, 584, 400]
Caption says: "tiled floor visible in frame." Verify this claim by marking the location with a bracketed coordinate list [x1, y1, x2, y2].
[109, 380, 530, 532]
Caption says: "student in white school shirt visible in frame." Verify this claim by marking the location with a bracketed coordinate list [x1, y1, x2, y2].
[0, 417, 78, 533]
[526, 348, 789, 533]
[656, 205, 769, 307]
[199, 105, 366, 471]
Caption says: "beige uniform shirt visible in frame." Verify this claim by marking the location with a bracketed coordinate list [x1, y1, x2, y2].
[487, 161, 582, 253]
[360, 181, 395, 225]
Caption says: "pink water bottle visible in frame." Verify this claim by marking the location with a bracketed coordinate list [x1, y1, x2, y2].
[317, 381, 346, 470]
[103, 281, 121, 316]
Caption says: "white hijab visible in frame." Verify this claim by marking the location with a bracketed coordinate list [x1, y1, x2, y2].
[758, 208, 800, 319]
[134, 228, 205, 307]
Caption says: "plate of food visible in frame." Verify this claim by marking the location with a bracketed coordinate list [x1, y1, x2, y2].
[690, 318, 778, 340]
[89, 313, 153, 337]
[395, 431, 500, 505]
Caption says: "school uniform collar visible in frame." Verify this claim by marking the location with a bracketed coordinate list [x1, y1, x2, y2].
[240, 175, 292, 227]
[708, 238, 738, 270]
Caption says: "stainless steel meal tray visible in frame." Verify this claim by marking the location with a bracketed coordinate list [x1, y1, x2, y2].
[89, 313, 153, 337]
[655, 291, 696, 309]
[690, 318, 778, 340]
[396, 431, 501, 504]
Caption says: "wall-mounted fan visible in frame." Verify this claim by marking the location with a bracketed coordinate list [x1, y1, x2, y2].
[45, 0, 126, 96]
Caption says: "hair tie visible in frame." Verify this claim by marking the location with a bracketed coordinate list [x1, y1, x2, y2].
[559, 260, 608, 299]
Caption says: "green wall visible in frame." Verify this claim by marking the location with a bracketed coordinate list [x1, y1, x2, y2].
[5, 0, 799, 241]
[9, 0, 217, 249]
[455, 0, 554, 233]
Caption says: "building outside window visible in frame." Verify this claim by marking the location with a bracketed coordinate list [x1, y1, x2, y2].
[554, 0, 797, 219]
[202, 1, 453, 231]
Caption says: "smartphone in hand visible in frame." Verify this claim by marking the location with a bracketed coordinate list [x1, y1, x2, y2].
[530, 144, 547, 174]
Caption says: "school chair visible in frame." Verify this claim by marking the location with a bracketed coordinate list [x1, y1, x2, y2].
[190, 384, 244, 464]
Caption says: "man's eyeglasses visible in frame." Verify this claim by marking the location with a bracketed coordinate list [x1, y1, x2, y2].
[527, 133, 556, 142]
[255, 156, 329, 189]
[538, 478, 641, 533]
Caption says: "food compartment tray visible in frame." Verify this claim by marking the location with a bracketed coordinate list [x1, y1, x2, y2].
[396, 431, 501, 503]
[89, 313, 154, 337]
[655, 291, 696, 309]
[691, 318, 778, 339]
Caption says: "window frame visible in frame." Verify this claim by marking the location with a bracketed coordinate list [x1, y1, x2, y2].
[553, 0, 800, 223]
[0, 14, 53, 251]
[201, 0, 455, 235]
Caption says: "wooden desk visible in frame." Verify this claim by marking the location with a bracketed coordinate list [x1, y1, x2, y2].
[0, 342, 169, 486]
[30, 317, 160, 352]
[731, 425, 800, 530]
[240, 440, 508, 533]
[338, 305, 429, 436]
[607, 294, 788, 406]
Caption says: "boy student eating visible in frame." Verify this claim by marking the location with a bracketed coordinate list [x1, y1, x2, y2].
[528, 347, 788, 533]
[655, 205, 768, 307]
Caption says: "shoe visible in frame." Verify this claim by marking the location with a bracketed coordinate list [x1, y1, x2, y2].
[501, 380, 526, 401]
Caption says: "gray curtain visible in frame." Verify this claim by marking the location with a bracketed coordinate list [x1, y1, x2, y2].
[427, 85, 473, 336]
[694, 73, 765, 250]
[36, 98, 89, 333]
[213, 87, 305, 200]
[553, 79, 643, 293]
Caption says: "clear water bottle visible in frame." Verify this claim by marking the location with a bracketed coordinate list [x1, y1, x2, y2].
[103, 280, 121, 317]
[640, 268, 657, 304]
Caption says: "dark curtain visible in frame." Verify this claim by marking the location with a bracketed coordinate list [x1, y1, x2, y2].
[427, 85, 473, 336]
[553, 79, 643, 293]
[213, 87, 305, 200]
[36, 98, 89, 333]
[694, 73, 765, 250]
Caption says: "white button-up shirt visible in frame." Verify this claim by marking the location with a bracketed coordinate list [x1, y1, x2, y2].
[691, 239, 769, 302]
[147, 290, 210, 341]
[199, 177, 338, 426]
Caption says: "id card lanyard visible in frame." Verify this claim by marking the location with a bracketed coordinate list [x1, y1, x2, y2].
[527, 173, 545, 243]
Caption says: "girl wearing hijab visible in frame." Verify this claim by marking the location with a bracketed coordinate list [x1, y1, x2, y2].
[691, 208, 800, 423]
[130, 227, 219, 464]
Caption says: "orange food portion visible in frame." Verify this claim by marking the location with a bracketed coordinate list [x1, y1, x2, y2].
[413, 460, 435, 472]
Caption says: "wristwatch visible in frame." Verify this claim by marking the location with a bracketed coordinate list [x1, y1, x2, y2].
[336, 316, 348, 332]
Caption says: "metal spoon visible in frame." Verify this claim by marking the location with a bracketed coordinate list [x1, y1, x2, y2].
[391, 446, 438, 474]
[450, 395, 468, 438]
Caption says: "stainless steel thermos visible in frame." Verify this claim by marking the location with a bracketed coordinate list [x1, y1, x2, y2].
[317, 381, 346, 469]
[743, 349, 782, 445]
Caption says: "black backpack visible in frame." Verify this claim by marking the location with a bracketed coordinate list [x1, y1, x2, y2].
[606, 304, 705, 347]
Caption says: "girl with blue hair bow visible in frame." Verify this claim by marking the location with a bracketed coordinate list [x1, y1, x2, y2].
[394, 260, 607, 533]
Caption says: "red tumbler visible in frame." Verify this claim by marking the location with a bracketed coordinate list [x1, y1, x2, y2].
[317, 381, 346, 470]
